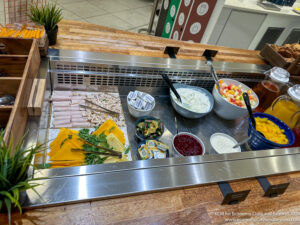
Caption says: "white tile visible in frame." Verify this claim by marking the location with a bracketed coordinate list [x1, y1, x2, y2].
[136, 5, 153, 18]
[89, 0, 129, 13]
[60, 8, 82, 20]
[113, 9, 150, 27]
[61, 2, 107, 18]
[120, 0, 153, 8]
[86, 14, 132, 30]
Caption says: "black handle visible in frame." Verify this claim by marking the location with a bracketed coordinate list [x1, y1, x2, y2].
[161, 74, 182, 103]
[243, 92, 256, 129]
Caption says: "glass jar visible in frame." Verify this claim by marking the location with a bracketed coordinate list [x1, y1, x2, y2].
[253, 67, 290, 112]
[264, 85, 300, 129]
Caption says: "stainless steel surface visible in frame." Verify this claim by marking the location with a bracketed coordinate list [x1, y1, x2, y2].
[25, 151, 300, 208]
[21, 48, 300, 208]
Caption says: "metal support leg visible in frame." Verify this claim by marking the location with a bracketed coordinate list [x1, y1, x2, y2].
[257, 177, 289, 198]
[218, 182, 250, 205]
[138, 0, 160, 34]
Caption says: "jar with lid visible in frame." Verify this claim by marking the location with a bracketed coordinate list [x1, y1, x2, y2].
[264, 84, 300, 129]
[253, 67, 290, 112]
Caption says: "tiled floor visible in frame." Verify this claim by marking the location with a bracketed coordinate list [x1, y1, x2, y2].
[54, 0, 155, 32]
[0, 0, 157, 33]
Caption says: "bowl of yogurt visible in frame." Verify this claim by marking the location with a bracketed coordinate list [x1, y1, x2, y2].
[170, 83, 214, 119]
[210, 133, 241, 154]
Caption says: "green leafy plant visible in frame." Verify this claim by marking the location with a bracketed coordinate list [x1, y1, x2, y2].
[0, 131, 43, 225]
[28, 1, 63, 31]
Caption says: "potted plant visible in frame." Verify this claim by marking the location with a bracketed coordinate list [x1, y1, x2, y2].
[28, 2, 63, 45]
[0, 131, 43, 225]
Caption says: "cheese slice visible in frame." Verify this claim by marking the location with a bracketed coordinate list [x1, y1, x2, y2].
[93, 119, 125, 145]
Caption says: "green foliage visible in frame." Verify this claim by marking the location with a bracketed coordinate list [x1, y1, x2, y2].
[0, 130, 43, 225]
[28, 1, 63, 31]
[78, 129, 110, 165]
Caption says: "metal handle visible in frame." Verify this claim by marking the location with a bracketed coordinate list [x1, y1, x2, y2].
[290, 111, 300, 127]
[243, 92, 256, 129]
[161, 74, 182, 103]
[271, 95, 291, 111]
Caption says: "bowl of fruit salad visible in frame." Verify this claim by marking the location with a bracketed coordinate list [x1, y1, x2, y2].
[212, 79, 259, 120]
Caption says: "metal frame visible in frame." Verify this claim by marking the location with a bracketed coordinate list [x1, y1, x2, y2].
[22, 49, 300, 208]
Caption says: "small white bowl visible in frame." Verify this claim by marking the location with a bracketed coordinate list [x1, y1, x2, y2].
[127, 94, 155, 118]
[210, 133, 241, 154]
[172, 132, 206, 157]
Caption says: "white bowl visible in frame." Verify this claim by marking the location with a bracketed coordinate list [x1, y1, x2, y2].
[172, 132, 206, 157]
[212, 79, 259, 120]
[210, 133, 241, 154]
[127, 95, 155, 118]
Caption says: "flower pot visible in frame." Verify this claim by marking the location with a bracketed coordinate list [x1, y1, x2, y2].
[46, 25, 58, 46]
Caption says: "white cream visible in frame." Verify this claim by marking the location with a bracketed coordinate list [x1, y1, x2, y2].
[210, 134, 240, 154]
[171, 88, 210, 113]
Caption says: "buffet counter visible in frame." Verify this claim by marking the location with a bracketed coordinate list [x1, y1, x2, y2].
[1, 20, 300, 224]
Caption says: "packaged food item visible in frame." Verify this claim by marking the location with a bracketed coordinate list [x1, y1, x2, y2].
[138, 140, 169, 160]
[127, 91, 155, 111]
[138, 144, 153, 160]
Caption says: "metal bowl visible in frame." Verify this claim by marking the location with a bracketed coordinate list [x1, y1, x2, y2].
[170, 83, 214, 119]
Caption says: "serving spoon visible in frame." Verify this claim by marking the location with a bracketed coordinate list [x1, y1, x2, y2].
[161, 74, 190, 108]
[233, 92, 264, 148]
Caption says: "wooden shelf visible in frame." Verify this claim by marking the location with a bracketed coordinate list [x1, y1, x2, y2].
[0, 105, 14, 110]
[0, 77, 22, 81]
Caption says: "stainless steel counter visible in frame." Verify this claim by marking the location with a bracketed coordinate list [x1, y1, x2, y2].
[22, 49, 300, 208]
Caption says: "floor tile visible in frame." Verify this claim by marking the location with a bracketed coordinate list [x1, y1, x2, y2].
[86, 14, 132, 30]
[136, 5, 154, 18]
[61, 2, 107, 18]
[89, 0, 129, 13]
[113, 9, 150, 27]
[120, 0, 153, 9]
[60, 8, 82, 20]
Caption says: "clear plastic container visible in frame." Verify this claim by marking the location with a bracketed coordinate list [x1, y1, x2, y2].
[253, 67, 290, 112]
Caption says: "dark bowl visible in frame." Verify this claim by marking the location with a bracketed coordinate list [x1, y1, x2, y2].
[135, 116, 164, 141]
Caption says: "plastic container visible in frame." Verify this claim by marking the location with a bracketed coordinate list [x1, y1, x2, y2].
[248, 113, 295, 150]
[212, 79, 259, 120]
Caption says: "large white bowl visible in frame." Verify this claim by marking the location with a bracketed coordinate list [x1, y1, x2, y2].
[212, 79, 259, 120]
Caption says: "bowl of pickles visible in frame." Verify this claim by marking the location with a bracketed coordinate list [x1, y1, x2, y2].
[135, 116, 164, 141]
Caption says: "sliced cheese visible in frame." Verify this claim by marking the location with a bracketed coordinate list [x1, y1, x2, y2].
[93, 119, 125, 145]
[49, 128, 85, 162]
[106, 133, 125, 152]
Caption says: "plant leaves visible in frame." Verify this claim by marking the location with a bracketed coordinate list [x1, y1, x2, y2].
[4, 198, 11, 225]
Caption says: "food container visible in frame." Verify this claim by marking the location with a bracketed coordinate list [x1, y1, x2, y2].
[127, 93, 155, 118]
[212, 79, 259, 120]
[135, 116, 164, 141]
[248, 113, 295, 150]
[172, 132, 206, 157]
[210, 133, 241, 154]
[170, 83, 214, 119]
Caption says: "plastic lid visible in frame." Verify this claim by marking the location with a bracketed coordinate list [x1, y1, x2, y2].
[288, 85, 300, 103]
[268, 67, 290, 84]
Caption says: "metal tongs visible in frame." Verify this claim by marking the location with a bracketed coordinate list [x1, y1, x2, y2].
[203, 49, 221, 94]
[80, 99, 120, 116]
